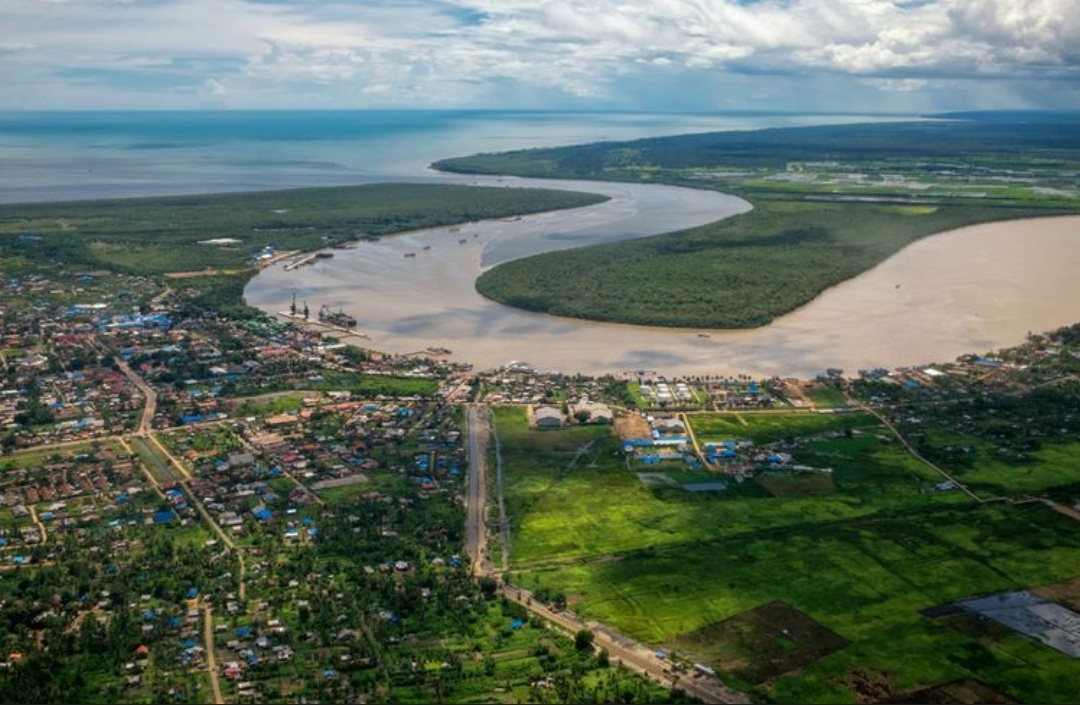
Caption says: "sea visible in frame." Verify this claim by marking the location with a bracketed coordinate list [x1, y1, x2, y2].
[0, 110, 914, 204]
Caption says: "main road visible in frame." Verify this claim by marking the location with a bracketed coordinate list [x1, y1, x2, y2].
[464, 405, 490, 576]
[115, 358, 156, 435]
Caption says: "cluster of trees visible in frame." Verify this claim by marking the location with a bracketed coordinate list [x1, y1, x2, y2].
[0, 184, 605, 277]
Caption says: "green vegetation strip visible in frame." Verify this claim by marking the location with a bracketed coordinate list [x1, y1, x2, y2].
[129, 436, 180, 484]
[0, 182, 607, 316]
[523, 503, 1080, 704]
[494, 408, 965, 568]
[495, 398, 1080, 702]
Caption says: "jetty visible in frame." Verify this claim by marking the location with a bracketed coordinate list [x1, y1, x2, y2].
[276, 311, 371, 339]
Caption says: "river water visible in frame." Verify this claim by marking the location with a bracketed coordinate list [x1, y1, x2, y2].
[244, 173, 1080, 378]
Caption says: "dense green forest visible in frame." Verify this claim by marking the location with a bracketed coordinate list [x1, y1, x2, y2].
[475, 200, 1067, 328]
[438, 116, 1080, 329]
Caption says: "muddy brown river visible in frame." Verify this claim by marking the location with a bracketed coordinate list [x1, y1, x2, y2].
[245, 177, 1080, 378]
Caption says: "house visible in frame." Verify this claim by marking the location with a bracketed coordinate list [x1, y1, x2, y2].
[228, 452, 256, 468]
[651, 417, 685, 433]
[572, 401, 613, 424]
[534, 406, 563, 428]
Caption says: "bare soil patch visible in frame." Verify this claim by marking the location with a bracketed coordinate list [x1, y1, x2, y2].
[671, 600, 848, 684]
[614, 413, 652, 441]
[888, 678, 1018, 704]
[1033, 576, 1080, 611]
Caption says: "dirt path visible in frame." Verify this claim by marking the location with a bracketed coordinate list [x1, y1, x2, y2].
[681, 412, 709, 467]
[491, 411, 510, 573]
[202, 603, 224, 704]
[28, 506, 47, 547]
[851, 398, 981, 501]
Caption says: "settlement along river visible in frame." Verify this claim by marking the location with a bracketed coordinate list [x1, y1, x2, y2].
[244, 176, 1080, 378]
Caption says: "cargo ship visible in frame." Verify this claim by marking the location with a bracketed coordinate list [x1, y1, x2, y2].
[318, 304, 357, 328]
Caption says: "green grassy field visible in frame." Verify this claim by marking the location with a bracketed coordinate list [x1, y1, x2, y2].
[803, 384, 850, 409]
[495, 408, 1080, 702]
[686, 410, 871, 444]
[129, 436, 181, 484]
[496, 409, 967, 565]
[920, 429, 1080, 498]
[0, 441, 123, 471]
[519, 503, 1080, 703]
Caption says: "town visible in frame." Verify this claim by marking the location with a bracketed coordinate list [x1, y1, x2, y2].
[3, 243, 1080, 704]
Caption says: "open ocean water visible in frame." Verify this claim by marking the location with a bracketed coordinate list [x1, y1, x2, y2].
[0, 110, 914, 203]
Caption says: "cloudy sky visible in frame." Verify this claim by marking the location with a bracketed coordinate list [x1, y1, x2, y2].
[1, 0, 1077, 112]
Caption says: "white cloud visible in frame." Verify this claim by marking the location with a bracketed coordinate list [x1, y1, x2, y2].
[0, 0, 1076, 109]
[205, 77, 227, 96]
[862, 77, 929, 92]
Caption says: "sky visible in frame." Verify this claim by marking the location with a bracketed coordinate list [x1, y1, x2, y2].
[0, 0, 1078, 112]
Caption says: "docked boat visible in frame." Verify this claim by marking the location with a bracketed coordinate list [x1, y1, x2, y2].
[318, 304, 357, 328]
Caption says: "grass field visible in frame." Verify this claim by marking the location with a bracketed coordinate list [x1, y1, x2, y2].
[129, 436, 182, 484]
[519, 503, 1080, 703]
[495, 408, 1080, 702]
[920, 430, 1080, 498]
[803, 384, 850, 409]
[687, 410, 872, 444]
[496, 410, 968, 564]
[0, 440, 123, 471]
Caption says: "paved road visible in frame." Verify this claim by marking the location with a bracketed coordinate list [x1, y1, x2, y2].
[465, 405, 490, 576]
[115, 358, 156, 435]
